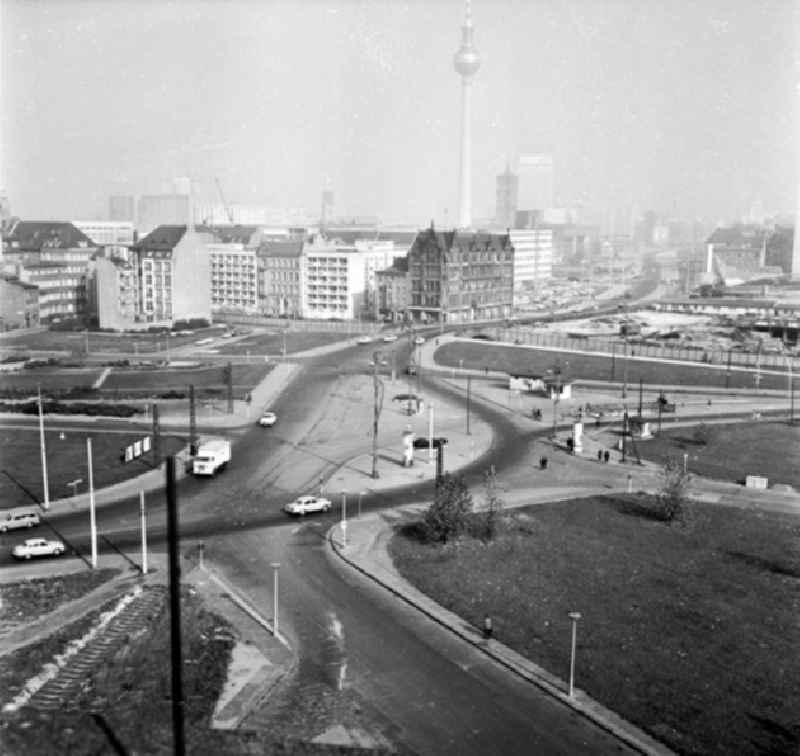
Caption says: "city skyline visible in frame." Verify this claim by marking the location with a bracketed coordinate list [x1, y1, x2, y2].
[1, 0, 797, 225]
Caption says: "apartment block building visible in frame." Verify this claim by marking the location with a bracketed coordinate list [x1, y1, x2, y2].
[208, 242, 258, 314]
[130, 225, 212, 325]
[376, 257, 409, 321]
[1, 221, 97, 322]
[89, 257, 138, 330]
[0, 275, 39, 330]
[407, 227, 513, 323]
[257, 239, 304, 317]
[302, 236, 366, 319]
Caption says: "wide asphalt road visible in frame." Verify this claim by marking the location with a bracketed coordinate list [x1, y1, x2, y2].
[1, 343, 637, 753]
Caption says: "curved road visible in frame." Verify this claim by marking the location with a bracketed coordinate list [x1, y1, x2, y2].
[3, 344, 637, 753]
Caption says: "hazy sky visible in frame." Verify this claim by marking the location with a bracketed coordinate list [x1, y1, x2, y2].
[1, 0, 798, 225]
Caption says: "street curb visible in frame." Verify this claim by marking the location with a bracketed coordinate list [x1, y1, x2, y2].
[326, 524, 675, 756]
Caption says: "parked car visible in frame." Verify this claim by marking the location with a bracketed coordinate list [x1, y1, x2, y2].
[258, 411, 277, 427]
[284, 496, 332, 516]
[414, 336, 425, 345]
[382, 334, 398, 342]
[0, 507, 40, 532]
[12, 538, 66, 560]
[356, 336, 372, 345]
[405, 364, 418, 375]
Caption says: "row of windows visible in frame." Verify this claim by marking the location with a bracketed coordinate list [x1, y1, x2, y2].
[307, 257, 349, 265]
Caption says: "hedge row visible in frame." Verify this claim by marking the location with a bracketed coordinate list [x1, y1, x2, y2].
[0, 400, 141, 418]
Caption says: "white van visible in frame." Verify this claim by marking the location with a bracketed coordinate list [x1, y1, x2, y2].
[0, 507, 41, 533]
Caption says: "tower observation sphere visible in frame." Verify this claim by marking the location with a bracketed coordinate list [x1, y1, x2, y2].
[453, 7, 481, 78]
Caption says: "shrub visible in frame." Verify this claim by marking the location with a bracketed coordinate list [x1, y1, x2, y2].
[656, 456, 690, 522]
[423, 473, 473, 543]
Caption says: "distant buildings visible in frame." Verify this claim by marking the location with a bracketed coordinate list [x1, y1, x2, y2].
[376, 257, 410, 321]
[136, 195, 190, 236]
[517, 154, 554, 212]
[72, 221, 135, 260]
[704, 225, 787, 287]
[109, 195, 135, 223]
[302, 235, 367, 319]
[495, 164, 518, 229]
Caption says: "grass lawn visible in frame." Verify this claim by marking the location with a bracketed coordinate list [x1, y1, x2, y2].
[215, 330, 352, 356]
[0, 589, 238, 755]
[0, 569, 120, 625]
[0, 428, 187, 508]
[637, 420, 800, 489]
[0, 368, 103, 393]
[389, 497, 800, 755]
[434, 341, 790, 391]
[0, 327, 223, 355]
[101, 362, 272, 393]
[0, 363, 272, 397]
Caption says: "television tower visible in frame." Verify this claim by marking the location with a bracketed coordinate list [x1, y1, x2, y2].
[453, 0, 481, 229]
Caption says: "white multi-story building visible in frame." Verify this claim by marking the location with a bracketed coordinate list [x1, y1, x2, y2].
[73, 220, 135, 260]
[509, 229, 553, 306]
[301, 237, 366, 319]
[208, 243, 259, 313]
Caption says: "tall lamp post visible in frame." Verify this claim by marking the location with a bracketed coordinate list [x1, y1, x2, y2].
[568, 611, 582, 698]
[37, 386, 50, 510]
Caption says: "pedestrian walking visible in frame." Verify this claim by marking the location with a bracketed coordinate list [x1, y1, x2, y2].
[603, 449, 610, 464]
[484, 365, 489, 376]
[597, 449, 603, 462]
[483, 614, 493, 640]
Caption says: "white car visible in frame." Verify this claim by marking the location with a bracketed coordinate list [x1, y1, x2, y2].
[414, 336, 425, 345]
[258, 411, 277, 427]
[283, 496, 332, 516]
[382, 334, 398, 342]
[12, 538, 66, 560]
[356, 335, 372, 345]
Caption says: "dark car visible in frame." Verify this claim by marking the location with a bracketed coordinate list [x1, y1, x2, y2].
[405, 364, 418, 375]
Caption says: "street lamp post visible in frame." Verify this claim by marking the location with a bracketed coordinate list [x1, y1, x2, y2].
[358, 490, 366, 519]
[37, 386, 50, 510]
[466, 375, 472, 435]
[568, 611, 582, 698]
[341, 492, 347, 548]
[87, 437, 98, 568]
[270, 562, 280, 636]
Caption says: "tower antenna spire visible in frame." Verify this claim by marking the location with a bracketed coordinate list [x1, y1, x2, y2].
[453, 0, 481, 229]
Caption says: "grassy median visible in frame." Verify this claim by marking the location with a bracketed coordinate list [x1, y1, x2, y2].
[389, 495, 800, 755]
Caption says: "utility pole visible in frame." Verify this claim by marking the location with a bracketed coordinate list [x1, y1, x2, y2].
[165, 456, 186, 756]
[610, 341, 616, 382]
[152, 403, 161, 467]
[638, 378, 643, 419]
[87, 437, 97, 568]
[188, 384, 197, 454]
[725, 349, 732, 389]
[225, 362, 234, 414]
[371, 351, 383, 479]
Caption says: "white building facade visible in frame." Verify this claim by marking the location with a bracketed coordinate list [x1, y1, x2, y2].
[509, 229, 553, 307]
[208, 243, 259, 314]
[301, 238, 366, 319]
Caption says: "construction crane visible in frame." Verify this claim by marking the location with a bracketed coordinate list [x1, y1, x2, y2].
[215, 177, 235, 224]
